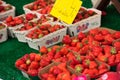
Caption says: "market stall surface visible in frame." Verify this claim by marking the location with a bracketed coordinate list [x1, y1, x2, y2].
[0, 0, 120, 80]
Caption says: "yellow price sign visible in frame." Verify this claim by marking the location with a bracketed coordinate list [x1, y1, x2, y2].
[50, 0, 82, 24]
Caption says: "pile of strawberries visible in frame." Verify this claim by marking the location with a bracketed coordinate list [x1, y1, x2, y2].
[73, 7, 96, 23]
[15, 28, 120, 79]
[5, 13, 38, 27]
[62, 28, 120, 67]
[25, 0, 54, 11]
[0, 4, 12, 13]
[26, 24, 65, 39]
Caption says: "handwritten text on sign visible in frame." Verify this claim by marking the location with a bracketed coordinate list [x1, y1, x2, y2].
[50, 0, 82, 24]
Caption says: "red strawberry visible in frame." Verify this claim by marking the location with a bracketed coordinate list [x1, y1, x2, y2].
[98, 64, 107, 70]
[25, 13, 35, 21]
[101, 29, 110, 35]
[82, 59, 90, 68]
[78, 32, 86, 41]
[89, 61, 98, 69]
[29, 61, 39, 69]
[113, 41, 120, 51]
[94, 33, 104, 41]
[35, 54, 41, 62]
[99, 69, 108, 75]
[98, 55, 108, 63]
[75, 64, 83, 73]
[76, 42, 83, 50]
[89, 28, 99, 36]
[29, 53, 36, 61]
[39, 46, 48, 54]
[115, 53, 120, 63]
[15, 59, 24, 68]
[27, 69, 38, 76]
[62, 35, 72, 44]
[114, 31, 120, 39]
[6, 16, 13, 22]
[88, 10, 94, 16]
[22, 54, 29, 62]
[41, 73, 49, 79]
[104, 34, 114, 43]
[108, 55, 116, 65]
[20, 64, 28, 70]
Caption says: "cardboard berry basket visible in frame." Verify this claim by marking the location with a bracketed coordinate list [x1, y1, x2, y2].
[6, 13, 39, 38]
[92, 27, 120, 66]
[13, 15, 54, 43]
[62, 8, 101, 36]
[0, 4, 15, 21]
[67, 59, 110, 79]
[25, 22, 67, 50]
[0, 22, 7, 43]
[13, 26, 37, 43]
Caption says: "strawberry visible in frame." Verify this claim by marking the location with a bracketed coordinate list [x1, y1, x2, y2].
[25, 13, 36, 21]
[29, 53, 36, 61]
[114, 31, 120, 39]
[39, 46, 48, 54]
[89, 61, 98, 69]
[47, 74, 56, 80]
[89, 28, 99, 36]
[6, 16, 13, 22]
[22, 54, 29, 62]
[20, 64, 28, 71]
[29, 61, 39, 69]
[40, 58, 50, 67]
[82, 68, 89, 75]
[108, 55, 116, 65]
[71, 38, 79, 47]
[81, 38, 88, 45]
[113, 41, 120, 51]
[52, 66, 62, 76]
[35, 54, 41, 62]
[60, 47, 68, 55]
[94, 33, 104, 41]
[26, 59, 31, 65]
[27, 69, 38, 76]
[41, 73, 49, 79]
[104, 34, 114, 43]
[75, 64, 83, 73]
[98, 55, 108, 63]
[62, 35, 72, 44]
[88, 10, 95, 16]
[98, 64, 107, 70]
[15, 59, 24, 68]
[54, 52, 61, 59]
[99, 69, 108, 75]
[76, 42, 83, 50]
[115, 53, 120, 63]
[101, 29, 110, 35]
[82, 59, 90, 68]
[92, 46, 103, 53]
[78, 32, 86, 41]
